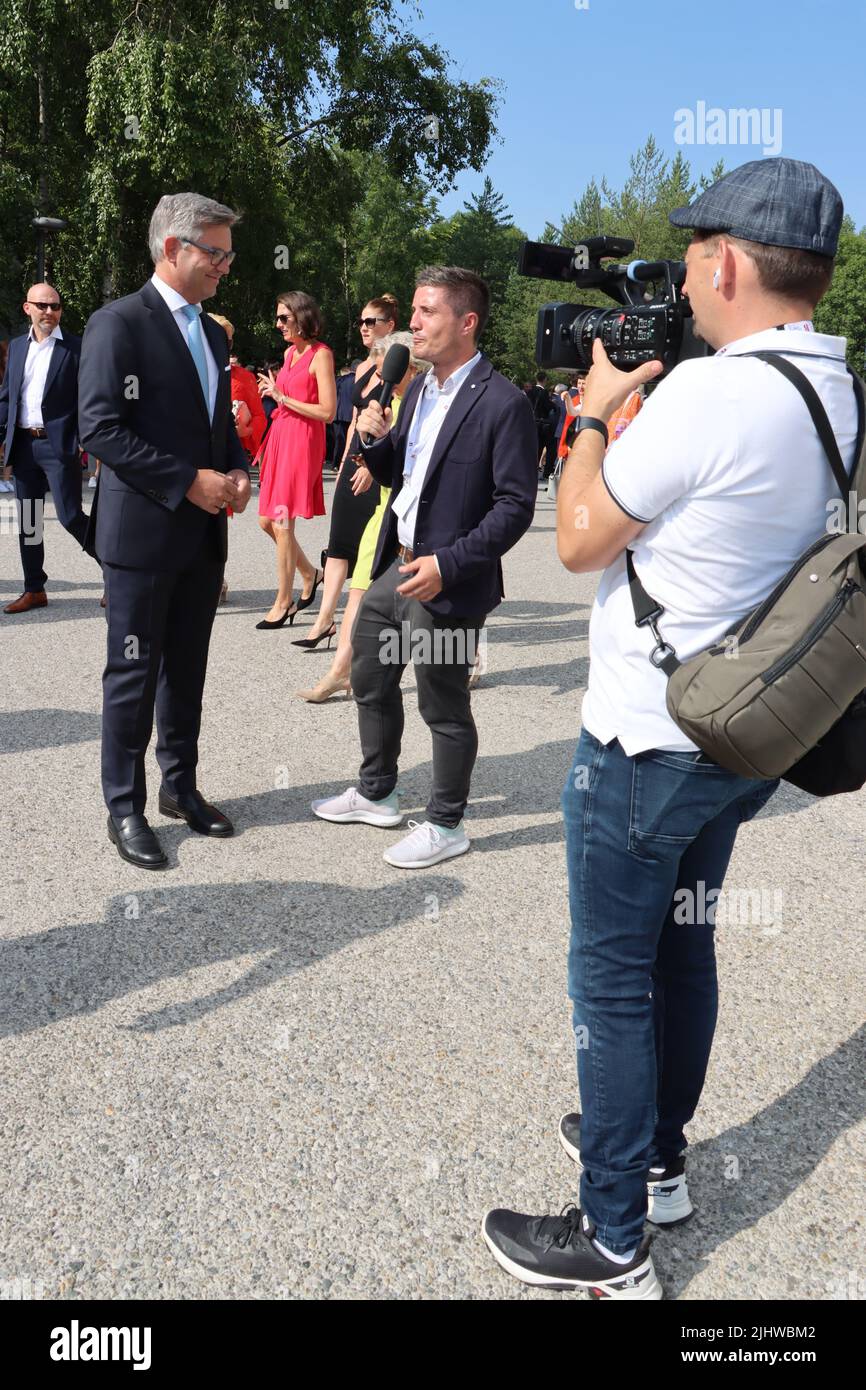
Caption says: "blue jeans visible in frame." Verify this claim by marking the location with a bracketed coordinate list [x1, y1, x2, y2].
[562, 729, 778, 1253]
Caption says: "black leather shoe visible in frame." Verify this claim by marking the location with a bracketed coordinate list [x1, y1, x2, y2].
[107, 814, 168, 869]
[158, 788, 234, 837]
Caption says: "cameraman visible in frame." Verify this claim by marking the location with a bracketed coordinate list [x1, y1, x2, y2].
[483, 159, 854, 1299]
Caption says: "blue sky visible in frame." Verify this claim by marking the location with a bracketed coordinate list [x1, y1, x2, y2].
[411, 0, 865, 237]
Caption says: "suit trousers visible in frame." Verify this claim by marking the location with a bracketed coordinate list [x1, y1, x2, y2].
[350, 559, 484, 828]
[101, 525, 224, 818]
[12, 432, 89, 591]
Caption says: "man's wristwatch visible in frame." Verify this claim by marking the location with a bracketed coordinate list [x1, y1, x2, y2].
[574, 415, 609, 447]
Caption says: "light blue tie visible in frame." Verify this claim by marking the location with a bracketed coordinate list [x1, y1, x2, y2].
[181, 304, 211, 418]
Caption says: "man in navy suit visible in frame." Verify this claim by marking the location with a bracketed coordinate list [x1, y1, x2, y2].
[0, 284, 89, 613]
[312, 266, 537, 869]
[78, 192, 250, 869]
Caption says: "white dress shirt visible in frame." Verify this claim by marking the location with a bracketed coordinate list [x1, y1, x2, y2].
[150, 273, 219, 418]
[391, 351, 482, 550]
[19, 325, 63, 427]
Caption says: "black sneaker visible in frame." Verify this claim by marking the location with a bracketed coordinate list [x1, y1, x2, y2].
[481, 1204, 663, 1299]
[559, 1112, 694, 1226]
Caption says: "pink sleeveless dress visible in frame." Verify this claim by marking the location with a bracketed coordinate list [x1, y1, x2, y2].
[256, 343, 327, 520]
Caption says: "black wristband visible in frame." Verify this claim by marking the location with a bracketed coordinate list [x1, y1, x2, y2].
[575, 415, 609, 447]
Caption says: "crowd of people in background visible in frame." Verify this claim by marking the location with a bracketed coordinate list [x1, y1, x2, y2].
[0, 273, 641, 672]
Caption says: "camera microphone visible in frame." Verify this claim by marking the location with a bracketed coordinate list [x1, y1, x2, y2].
[626, 260, 670, 284]
[362, 343, 411, 445]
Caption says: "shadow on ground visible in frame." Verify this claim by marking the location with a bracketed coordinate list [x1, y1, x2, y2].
[655, 1022, 866, 1298]
[0, 876, 465, 1039]
[0, 708, 101, 752]
[213, 738, 816, 850]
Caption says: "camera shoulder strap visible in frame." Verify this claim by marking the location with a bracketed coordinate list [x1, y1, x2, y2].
[744, 350, 858, 498]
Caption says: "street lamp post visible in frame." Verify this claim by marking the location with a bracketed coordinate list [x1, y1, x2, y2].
[31, 215, 68, 283]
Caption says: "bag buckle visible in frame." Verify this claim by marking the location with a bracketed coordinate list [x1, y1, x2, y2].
[640, 613, 678, 669]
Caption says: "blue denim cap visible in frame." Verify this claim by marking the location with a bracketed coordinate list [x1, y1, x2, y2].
[669, 158, 843, 257]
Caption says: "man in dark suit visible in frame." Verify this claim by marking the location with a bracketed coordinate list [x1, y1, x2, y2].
[528, 371, 557, 479]
[78, 192, 250, 869]
[330, 360, 357, 470]
[0, 284, 89, 613]
[312, 265, 537, 868]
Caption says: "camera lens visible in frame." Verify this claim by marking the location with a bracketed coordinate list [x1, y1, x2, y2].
[570, 307, 619, 368]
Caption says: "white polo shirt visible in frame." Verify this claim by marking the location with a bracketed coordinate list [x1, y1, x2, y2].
[581, 324, 859, 754]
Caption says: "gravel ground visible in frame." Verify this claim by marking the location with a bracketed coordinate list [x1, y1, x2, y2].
[0, 479, 863, 1302]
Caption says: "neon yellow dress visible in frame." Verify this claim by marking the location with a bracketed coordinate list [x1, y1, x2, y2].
[349, 392, 403, 590]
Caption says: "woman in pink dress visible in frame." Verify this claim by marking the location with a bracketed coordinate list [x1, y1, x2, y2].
[255, 292, 336, 628]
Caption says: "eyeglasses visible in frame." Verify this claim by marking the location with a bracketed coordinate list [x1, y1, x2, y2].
[179, 237, 236, 268]
[276, 313, 295, 326]
[28, 301, 61, 311]
[357, 316, 388, 328]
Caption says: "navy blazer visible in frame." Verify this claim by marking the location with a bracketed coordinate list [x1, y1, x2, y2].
[77, 281, 248, 570]
[362, 355, 537, 618]
[0, 329, 82, 467]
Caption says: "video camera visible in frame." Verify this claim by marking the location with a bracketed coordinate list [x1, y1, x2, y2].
[518, 236, 707, 375]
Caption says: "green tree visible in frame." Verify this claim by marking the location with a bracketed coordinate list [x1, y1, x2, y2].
[814, 218, 866, 371]
[427, 177, 525, 360]
[0, 0, 499, 340]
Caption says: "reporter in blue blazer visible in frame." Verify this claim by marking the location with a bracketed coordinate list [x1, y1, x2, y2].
[78, 193, 250, 869]
[0, 285, 89, 613]
[312, 266, 538, 870]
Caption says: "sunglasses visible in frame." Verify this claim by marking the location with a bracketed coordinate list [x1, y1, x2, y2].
[276, 313, 295, 326]
[357, 316, 388, 328]
[179, 237, 236, 268]
[28, 301, 61, 311]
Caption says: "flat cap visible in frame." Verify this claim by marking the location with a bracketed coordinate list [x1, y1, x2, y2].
[669, 158, 843, 257]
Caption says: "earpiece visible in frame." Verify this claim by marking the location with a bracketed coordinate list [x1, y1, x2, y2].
[713, 268, 721, 290]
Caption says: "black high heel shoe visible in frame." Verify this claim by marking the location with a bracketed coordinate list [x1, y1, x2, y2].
[291, 623, 337, 650]
[255, 603, 298, 630]
[295, 568, 323, 614]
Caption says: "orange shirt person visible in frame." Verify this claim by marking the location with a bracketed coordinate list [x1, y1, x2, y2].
[559, 371, 643, 455]
[208, 314, 267, 459]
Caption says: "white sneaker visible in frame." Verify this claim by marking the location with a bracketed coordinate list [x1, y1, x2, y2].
[311, 786, 403, 827]
[383, 819, 470, 869]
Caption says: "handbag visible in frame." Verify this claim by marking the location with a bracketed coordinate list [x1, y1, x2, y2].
[547, 456, 563, 502]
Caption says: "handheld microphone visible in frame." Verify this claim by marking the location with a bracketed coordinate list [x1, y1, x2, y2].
[361, 343, 411, 445]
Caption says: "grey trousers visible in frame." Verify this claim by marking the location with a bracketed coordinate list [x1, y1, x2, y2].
[350, 560, 485, 828]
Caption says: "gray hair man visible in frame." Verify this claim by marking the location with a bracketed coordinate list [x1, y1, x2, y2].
[78, 191, 251, 868]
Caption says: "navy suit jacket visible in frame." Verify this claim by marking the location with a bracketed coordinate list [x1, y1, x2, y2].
[0, 329, 82, 467]
[362, 355, 537, 618]
[77, 280, 248, 570]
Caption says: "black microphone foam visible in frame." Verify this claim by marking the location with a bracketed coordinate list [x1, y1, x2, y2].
[362, 343, 411, 445]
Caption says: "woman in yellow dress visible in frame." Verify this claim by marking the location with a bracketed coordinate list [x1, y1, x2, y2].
[294, 332, 430, 702]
